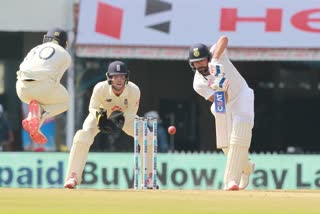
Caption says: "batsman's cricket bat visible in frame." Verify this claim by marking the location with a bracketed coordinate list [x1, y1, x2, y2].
[214, 91, 228, 148]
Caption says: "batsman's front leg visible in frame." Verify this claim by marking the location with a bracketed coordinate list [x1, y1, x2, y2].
[224, 121, 253, 191]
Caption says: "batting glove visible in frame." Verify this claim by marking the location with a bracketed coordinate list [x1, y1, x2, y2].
[209, 62, 224, 78]
[208, 74, 230, 91]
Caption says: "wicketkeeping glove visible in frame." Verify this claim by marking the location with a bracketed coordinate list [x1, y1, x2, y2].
[96, 108, 110, 133]
[96, 109, 125, 134]
[108, 110, 125, 129]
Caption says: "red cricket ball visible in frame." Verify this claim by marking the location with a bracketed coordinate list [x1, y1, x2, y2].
[168, 126, 176, 135]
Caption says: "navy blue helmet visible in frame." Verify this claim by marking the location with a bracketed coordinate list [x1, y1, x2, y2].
[43, 27, 68, 49]
[188, 43, 212, 76]
[106, 61, 129, 84]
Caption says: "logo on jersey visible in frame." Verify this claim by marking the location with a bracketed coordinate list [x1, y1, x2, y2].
[124, 99, 128, 108]
[193, 48, 200, 57]
[39, 47, 55, 60]
[214, 91, 226, 113]
[106, 98, 112, 102]
[111, 106, 122, 111]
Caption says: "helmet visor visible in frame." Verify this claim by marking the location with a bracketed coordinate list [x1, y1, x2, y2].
[189, 57, 207, 63]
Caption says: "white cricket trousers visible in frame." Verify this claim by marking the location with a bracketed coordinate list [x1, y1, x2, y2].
[16, 79, 69, 118]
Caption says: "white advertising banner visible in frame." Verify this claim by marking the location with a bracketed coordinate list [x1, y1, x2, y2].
[0, 0, 75, 32]
[77, 0, 320, 48]
[75, 45, 320, 61]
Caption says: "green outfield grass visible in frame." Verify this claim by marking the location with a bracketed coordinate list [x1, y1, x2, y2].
[0, 188, 319, 214]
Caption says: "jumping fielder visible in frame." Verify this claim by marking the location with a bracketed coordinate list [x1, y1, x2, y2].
[16, 27, 71, 144]
[64, 61, 155, 189]
[188, 36, 255, 190]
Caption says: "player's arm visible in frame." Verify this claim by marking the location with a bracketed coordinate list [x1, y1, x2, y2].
[125, 86, 141, 119]
[23, 46, 39, 62]
[88, 84, 104, 116]
[193, 76, 216, 102]
[55, 51, 72, 81]
[121, 85, 141, 136]
[208, 36, 230, 92]
[211, 35, 228, 61]
[62, 52, 72, 71]
[91, 84, 124, 133]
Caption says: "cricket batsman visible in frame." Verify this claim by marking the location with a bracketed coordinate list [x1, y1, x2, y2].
[188, 35, 255, 190]
[64, 61, 155, 189]
[16, 27, 71, 144]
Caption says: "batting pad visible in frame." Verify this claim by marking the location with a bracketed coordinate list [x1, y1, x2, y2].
[224, 122, 252, 184]
[65, 130, 91, 184]
[222, 148, 252, 175]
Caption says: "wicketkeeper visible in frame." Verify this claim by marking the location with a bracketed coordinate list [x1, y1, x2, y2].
[188, 36, 255, 190]
[64, 61, 155, 189]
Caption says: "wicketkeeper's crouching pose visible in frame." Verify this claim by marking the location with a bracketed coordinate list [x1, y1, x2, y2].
[188, 36, 255, 190]
[64, 61, 155, 189]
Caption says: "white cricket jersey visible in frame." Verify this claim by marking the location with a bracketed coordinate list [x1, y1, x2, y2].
[193, 44, 249, 102]
[88, 81, 140, 122]
[17, 42, 71, 82]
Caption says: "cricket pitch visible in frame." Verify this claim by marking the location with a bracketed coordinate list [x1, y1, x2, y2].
[1, 188, 319, 214]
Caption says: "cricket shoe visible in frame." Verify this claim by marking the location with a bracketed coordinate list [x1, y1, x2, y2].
[224, 180, 240, 191]
[64, 173, 78, 189]
[239, 162, 255, 190]
[28, 100, 47, 144]
[22, 118, 30, 133]
[22, 112, 32, 132]
[30, 130, 48, 145]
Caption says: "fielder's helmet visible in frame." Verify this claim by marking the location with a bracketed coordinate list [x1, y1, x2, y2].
[43, 27, 68, 49]
[106, 61, 129, 84]
[188, 43, 212, 71]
